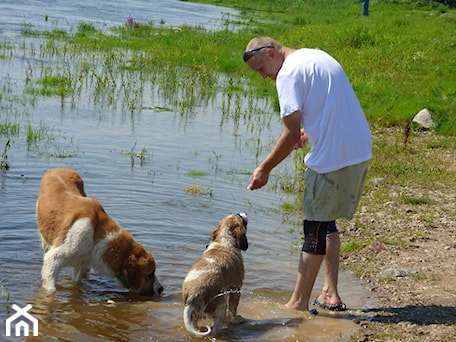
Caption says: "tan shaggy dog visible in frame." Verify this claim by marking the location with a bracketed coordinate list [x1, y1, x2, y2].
[36, 168, 163, 296]
[182, 213, 248, 337]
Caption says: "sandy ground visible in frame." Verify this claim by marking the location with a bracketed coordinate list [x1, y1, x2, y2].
[338, 129, 456, 341]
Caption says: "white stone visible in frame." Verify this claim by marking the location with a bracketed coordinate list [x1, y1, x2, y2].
[412, 108, 434, 129]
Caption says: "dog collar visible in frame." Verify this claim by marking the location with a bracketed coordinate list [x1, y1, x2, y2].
[115, 274, 129, 289]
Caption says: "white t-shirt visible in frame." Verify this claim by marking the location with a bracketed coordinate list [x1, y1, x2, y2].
[277, 48, 372, 174]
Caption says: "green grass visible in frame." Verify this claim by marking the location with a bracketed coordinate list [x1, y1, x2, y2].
[401, 196, 432, 205]
[0, 280, 11, 313]
[182, 183, 213, 196]
[36, 74, 73, 96]
[25, 121, 78, 158]
[187, 170, 209, 177]
[341, 239, 367, 256]
[0, 123, 19, 136]
[26, 121, 50, 145]
[0, 138, 11, 171]
[119, 141, 149, 167]
[191, 0, 456, 134]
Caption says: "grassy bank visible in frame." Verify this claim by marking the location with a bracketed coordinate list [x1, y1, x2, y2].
[189, 0, 456, 134]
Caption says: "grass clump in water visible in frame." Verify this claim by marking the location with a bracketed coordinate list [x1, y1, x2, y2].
[26, 122, 78, 158]
[183, 183, 213, 196]
[187, 170, 209, 177]
[0, 139, 11, 171]
[119, 141, 149, 167]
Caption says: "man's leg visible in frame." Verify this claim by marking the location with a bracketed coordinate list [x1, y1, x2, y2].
[285, 220, 328, 311]
[316, 231, 344, 306]
[285, 251, 324, 311]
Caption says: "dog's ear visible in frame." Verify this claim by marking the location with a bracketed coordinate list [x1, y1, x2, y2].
[208, 227, 218, 245]
[122, 255, 140, 290]
[236, 233, 248, 251]
[208, 222, 223, 246]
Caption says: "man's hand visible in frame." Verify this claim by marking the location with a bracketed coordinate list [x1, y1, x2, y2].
[247, 111, 302, 190]
[294, 128, 308, 150]
[246, 166, 270, 190]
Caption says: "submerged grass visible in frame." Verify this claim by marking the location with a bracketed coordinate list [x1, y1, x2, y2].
[187, 170, 209, 177]
[183, 183, 213, 196]
[119, 141, 149, 168]
[0, 139, 11, 171]
[0, 280, 11, 313]
[34, 74, 74, 97]
[26, 121, 78, 158]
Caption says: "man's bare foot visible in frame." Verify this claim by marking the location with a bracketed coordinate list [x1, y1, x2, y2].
[284, 301, 309, 312]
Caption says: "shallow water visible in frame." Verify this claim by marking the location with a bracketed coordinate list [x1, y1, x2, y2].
[0, 1, 376, 341]
[0, 0, 236, 35]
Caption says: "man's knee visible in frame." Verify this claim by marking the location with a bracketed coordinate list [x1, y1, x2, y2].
[302, 220, 337, 255]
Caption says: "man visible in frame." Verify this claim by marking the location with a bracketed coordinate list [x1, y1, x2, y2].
[244, 37, 372, 312]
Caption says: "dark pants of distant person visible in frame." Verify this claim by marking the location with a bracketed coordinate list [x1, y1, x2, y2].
[362, 0, 369, 16]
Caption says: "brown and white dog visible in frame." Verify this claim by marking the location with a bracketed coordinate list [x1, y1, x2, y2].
[182, 213, 248, 337]
[36, 168, 163, 296]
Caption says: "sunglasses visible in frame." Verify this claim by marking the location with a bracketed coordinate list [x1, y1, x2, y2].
[243, 45, 274, 62]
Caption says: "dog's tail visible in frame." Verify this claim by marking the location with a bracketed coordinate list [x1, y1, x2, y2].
[183, 304, 211, 337]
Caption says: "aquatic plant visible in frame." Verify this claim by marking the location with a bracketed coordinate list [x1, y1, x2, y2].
[126, 16, 138, 28]
[182, 183, 213, 196]
[26, 121, 78, 158]
[0, 41, 14, 60]
[119, 141, 149, 167]
[26, 121, 48, 146]
[0, 123, 19, 136]
[0, 280, 11, 313]
[75, 22, 98, 38]
[187, 170, 209, 177]
[0, 139, 11, 171]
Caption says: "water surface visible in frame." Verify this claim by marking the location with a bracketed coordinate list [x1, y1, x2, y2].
[0, 0, 236, 36]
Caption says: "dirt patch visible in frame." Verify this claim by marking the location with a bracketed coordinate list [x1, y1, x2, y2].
[338, 128, 456, 341]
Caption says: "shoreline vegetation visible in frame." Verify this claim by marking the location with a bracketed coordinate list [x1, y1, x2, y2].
[1, 0, 455, 340]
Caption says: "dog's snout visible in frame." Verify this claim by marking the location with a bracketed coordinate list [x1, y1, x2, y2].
[238, 212, 248, 226]
[154, 277, 164, 295]
[140, 282, 164, 297]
